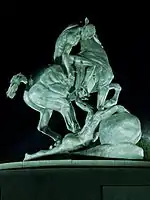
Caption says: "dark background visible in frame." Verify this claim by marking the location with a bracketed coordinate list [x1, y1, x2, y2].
[0, 7, 150, 162]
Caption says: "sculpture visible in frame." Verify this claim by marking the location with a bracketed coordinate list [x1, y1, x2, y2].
[6, 18, 144, 160]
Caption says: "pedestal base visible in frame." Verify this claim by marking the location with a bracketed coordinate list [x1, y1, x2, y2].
[0, 160, 150, 200]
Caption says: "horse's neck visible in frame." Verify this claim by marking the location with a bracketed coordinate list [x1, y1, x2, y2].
[79, 38, 110, 66]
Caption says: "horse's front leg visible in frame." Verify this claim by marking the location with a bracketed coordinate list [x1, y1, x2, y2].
[97, 83, 122, 110]
[37, 109, 62, 143]
[103, 83, 122, 109]
[97, 85, 109, 110]
[75, 97, 94, 124]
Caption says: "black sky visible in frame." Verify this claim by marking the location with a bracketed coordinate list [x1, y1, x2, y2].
[0, 7, 150, 162]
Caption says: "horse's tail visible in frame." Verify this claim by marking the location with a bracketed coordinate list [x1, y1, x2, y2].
[6, 73, 29, 99]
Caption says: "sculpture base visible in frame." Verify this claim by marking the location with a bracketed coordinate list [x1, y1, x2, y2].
[24, 143, 144, 161]
[0, 160, 150, 200]
[73, 143, 144, 160]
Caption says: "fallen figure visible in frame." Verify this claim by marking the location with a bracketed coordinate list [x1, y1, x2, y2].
[24, 104, 143, 161]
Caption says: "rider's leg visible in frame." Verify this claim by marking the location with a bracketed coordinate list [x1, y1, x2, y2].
[69, 55, 94, 90]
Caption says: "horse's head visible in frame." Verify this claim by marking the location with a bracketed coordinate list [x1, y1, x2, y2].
[81, 18, 96, 40]
[6, 73, 27, 99]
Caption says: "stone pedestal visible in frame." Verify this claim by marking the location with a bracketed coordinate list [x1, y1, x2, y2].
[0, 160, 150, 200]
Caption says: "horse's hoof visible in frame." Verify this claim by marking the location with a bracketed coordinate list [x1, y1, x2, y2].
[49, 145, 53, 150]
[92, 132, 99, 143]
[24, 153, 31, 161]
[49, 139, 62, 149]
[54, 139, 62, 147]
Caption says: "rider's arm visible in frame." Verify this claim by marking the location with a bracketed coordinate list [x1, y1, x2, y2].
[54, 26, 81, 61]
[62, 45, 73, 77]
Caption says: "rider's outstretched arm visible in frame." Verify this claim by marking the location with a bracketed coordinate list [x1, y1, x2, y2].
[53, 25, 81, 61]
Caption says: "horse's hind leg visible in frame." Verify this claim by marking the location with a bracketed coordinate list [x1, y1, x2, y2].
[37, 109, 62, 142]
